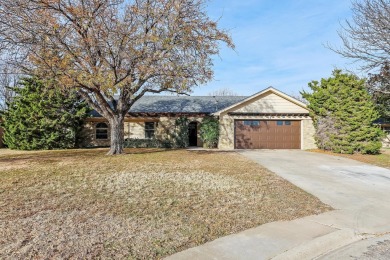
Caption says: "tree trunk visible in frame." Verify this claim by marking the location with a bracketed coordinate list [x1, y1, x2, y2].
[107, 115, 125, 155]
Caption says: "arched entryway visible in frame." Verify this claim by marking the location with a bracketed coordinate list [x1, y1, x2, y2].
[188, 122, 198, 146]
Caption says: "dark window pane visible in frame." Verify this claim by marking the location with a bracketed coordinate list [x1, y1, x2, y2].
[285, 121, 291, 125]
[145, 122, 155, 130]
[96, 133, 108, 139]
[96, 122, 108, 128]
[145, 122, 155, 138]
[96, 123, 108, 139]
[145, 130, 154, 139]
[96, 129, 107, 134]
[244, 121, 259, 126]
[277, 121, 283, 126]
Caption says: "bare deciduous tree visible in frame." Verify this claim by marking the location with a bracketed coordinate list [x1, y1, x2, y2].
[331, 0, 390, 71]
[367, 62, 390, 93]
[290, 91, 308, 105]
[207, 87, 238, 96]
[0, 0, 233, 154]
[0, 66, 18, 111]
[367, 63, 390, 118]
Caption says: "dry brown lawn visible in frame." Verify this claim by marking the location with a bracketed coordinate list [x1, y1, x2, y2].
[311, 149, 390, 169]
[0, 148, 331, 259]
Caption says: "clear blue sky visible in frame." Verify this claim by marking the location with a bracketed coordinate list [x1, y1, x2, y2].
[193, 0, 356, 96]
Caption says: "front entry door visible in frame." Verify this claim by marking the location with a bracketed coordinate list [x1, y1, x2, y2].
[188, 122, 198, 146]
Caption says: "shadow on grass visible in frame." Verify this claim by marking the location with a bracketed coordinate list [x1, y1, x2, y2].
[0, 147, 183, 164]
[186, 150, 236, 155]
[0, 147, 239, 166]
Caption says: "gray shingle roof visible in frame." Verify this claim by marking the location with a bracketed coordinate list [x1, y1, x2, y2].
[90, 95, 247, 117]
[130, 96, 247, 113]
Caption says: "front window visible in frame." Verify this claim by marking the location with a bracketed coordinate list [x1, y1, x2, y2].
[96, 122, 108, 139]
[277, 120, 292, 126]
[145, 122, 156, 139]
[243, 121, 260, 126]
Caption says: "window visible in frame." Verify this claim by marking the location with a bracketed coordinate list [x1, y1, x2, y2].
[145, 122, 155, 139]
[96, 122, 108, 139]
[243, 121, 260, 126]
[277, 121, 292, 126]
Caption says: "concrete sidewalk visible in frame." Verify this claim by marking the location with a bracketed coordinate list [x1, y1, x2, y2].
[167, 150, 390, 259]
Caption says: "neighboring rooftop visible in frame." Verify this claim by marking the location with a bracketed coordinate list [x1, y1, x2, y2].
[91, 96, 247, 117]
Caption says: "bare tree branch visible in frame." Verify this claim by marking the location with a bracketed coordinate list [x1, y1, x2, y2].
[207, 87, 238, 96]
[329, 0, 390, 72]
[0, 65, 18, 111]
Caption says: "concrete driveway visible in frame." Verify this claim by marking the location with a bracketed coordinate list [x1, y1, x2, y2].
[167, 150, 390, 260]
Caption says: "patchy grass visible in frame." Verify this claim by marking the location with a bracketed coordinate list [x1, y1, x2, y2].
[310, 149, 390, 169]
[0, 148, 331, 259]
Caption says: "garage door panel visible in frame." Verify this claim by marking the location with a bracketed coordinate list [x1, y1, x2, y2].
[235, 120, 300, 149]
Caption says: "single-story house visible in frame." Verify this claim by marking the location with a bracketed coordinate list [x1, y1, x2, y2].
[81, 87, 317, 150]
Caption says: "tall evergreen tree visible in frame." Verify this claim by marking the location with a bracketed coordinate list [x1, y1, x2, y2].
[302, 70, 384, 154]
[1, 78, 89, 150]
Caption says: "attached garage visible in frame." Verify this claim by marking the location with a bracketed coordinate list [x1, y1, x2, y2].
[235, 120, 301, 149]
[215, 87, 317, 150]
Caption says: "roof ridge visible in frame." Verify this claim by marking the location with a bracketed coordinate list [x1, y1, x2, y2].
[142, 95, 248, 97]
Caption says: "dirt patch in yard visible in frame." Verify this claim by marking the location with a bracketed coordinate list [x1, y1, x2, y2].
[0, 148, 331, 259]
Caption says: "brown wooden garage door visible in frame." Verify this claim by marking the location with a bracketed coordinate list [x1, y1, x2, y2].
[235, 120, 301, 149]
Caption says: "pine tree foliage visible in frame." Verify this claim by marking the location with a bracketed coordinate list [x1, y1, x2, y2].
[302, 70, 384, 154]
[1, 78, 89, 150]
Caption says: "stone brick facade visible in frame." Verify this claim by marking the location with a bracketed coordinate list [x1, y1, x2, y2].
[80, 116, 205, 148]
[301, 119, 317, 150]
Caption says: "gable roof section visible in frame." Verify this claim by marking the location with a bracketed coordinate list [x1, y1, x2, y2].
[90, 96, 247, 117]
[213, 87, 308, 115]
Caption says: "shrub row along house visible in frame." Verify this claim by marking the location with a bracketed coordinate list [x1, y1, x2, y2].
[81, 87, 317, 150]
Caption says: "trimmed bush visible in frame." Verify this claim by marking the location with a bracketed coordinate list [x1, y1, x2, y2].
[199, 116, 219, 148]
[172, 116, 189, 148]
[124, 138, 173, 148]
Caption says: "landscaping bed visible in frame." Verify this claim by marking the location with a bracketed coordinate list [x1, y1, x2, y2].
[0, 148, 331, 259]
